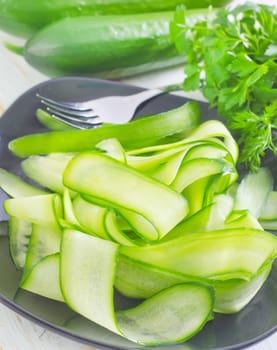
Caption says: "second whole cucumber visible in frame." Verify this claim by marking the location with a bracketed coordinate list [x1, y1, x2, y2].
[0, 0, 232, 38]
[23, 10, 209, 78]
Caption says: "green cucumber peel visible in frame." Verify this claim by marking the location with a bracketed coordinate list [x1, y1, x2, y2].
[36, 109, 76, 131]
[9, 102, 201, 157]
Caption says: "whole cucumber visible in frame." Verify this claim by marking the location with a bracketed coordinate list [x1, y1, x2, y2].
[0, 0, 232, 38]
[24, 12, 186, 78]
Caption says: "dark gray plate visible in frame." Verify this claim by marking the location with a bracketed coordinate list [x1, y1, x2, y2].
[0, 77, 276, 350]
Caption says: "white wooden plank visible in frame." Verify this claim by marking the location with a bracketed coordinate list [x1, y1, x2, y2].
[0, 304, 95, 350]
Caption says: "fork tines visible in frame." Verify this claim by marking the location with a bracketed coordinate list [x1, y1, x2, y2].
[36, 93, 101, 129]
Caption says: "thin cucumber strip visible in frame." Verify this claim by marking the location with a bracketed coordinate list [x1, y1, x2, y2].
[118, 207, 158, 242]
[64, 152, 188, 241]
[182, 177, 211, 215]
[183, 142, 228, 162]
[128, 139, 229, 169]
[214, 262, 272, 313]
[61, 229, 119, 334]
[147, 142, 236, 189]
[127, 120, 238, 164]
[104, 210, 136, 246]
[81, 193, 114, 208]
[72, 195, 110, 239]
[115, 254, 209, 299]
[162, 205, 214, 242]
[115, 254, 272, 315]
[127, 147, 186, 171]
[258, 190, 277, 229]
[148, 151, 186, 185]
[171, 158, 236, 192]
[96, 138, 126, 163]
[204, 194, 234, 230]
[36, 108, 75, 131]
[8, 217, 32, 270]
[62, 189, 81, 228]
[22, 224, 61, 277]
[259, 191, 277, 220]
[234, 167, 273, 218]
[175, 120, 239, 164]
[126, 141, 202, 171]
[120, 228, 277, 281]
[4, 194, 62, 232]
[200, 174, 230, 209]
[116, 215, 133, 232]
[46, 152, 77, 160]
[116, 283, 213, 346]
[60, 229, 214, 345]
[20, 253, 64, 302]
[163, 194, 234, 242]
[196, 171, 236, 211]
[208, 170, 238, 195]
[21, 153, 74, 193]
[0, 168, 46, 197]
[9, 102, 201, 157]
[225, 210, 263, 230]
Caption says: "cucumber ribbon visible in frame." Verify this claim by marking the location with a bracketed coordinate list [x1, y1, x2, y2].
[2, 107, 277, 345]
[60, 228, 214, 345]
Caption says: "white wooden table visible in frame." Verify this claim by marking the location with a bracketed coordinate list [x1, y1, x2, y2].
[0, 0, 276, 349]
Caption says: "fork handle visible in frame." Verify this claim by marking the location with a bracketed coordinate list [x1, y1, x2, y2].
[129, 83, 183, 105]
[128, 88, 163, 104]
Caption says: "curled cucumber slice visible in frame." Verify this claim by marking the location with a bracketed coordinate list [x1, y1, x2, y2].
[61, 229, 214, 346]
[4, 194, 62, 232]
[20, 253, 64, 302]
[120, 228, 277, 281]
[63, 152, 188, 241]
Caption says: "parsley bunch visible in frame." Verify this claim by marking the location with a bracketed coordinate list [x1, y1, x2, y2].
[171, 2, 277, 171]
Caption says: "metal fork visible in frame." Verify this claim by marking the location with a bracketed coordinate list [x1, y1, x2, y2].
[36, 84, 182, 129]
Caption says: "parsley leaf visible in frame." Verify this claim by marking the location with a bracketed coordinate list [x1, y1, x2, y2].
[171, 3, 277, 171]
